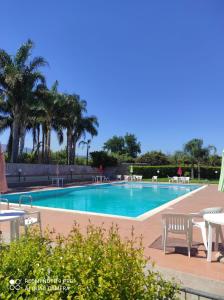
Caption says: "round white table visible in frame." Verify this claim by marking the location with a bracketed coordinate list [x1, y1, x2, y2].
[203, 213, 224, 262]
[0, 210, 25, 241]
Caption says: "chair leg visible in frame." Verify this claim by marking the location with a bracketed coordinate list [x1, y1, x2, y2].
[163, 229, 167, 254]
[187, 232, 191, 258]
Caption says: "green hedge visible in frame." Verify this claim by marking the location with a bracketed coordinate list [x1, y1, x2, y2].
[132, 165, 221, 180]
[0, 226, 178, 299]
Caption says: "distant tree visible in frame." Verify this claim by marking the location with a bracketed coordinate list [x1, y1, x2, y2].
[208, 154, 221, 166]
[90, 151, 117, 168]
[124, 133, 141, 158]
[103, 136, 125, 154]
[184, 138, 214, 179]
[137, 151, 169, 165]
[170, 151, 190, 166]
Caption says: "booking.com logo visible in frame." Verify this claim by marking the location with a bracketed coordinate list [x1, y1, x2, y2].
[9, 279, 21, 291]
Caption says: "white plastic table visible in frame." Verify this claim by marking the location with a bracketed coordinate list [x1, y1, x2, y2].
[51, 177, 64, 187]
[0, 210, 25, 241]
[203, 213, 224, 262]
[96, 175, 104, 183]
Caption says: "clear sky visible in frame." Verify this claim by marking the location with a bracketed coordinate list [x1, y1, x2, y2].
[1, 0, 224, 155]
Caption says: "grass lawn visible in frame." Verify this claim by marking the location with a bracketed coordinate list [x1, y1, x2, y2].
[143, 178, 219, 184]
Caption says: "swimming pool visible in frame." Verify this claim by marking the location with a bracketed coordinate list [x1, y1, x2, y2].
[3, 182, 202, 220]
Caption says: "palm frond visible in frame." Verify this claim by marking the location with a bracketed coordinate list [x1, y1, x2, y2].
[29, 56, 48, 71]
[15, 39, 33, 67]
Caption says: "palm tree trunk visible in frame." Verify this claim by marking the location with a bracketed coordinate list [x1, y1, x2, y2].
[45, 127, 51, 164]
[71, 138, 77, 165]
[41, 126, 45, 163]
[86, 146, 89, 165]
[191, 163, 194, 179]
[67, 129, 73, 165]
[19, 125, 26, 156]
[197, 162, 200, 180]
[11, 114, 20, 162]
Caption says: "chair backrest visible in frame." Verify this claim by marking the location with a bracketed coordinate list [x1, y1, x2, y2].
[162, 213, 193, 234]
[152, 176, 158, 179]
[199, 207, 223, 216]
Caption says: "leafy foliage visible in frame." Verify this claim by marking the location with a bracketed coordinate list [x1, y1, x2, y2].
[0, 225, 179, 299]
[104, 133, 141, 158]
[137, 151, 170, 165]
[90, 151, 118, 168]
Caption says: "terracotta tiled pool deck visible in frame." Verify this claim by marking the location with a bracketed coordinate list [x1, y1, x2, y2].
[1, 183, 224, 294]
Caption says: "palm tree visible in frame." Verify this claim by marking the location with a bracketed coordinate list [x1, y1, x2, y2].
[79, 139, 91, 165]
[37, 81, 63, 163]
[59, 94, 98, 165]
[0, 39, 47, 162]
[184, 138, 212, 180]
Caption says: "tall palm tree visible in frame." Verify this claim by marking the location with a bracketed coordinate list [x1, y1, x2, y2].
[0, 39, 47, 162]
[79, 139, 91, 165]
[37, 81, 63, 163]
[59, 94, 98, 165]
[184, 138, 212, 180]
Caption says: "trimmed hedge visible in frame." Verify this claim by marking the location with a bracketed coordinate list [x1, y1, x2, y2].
[132, 165, 221, 180]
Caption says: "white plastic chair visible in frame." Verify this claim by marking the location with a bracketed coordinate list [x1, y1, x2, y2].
[124, 175, 130, 181]
[192, 207, 223, 250]
[172, 176, 178, 183]
[21, 211, 42, 235]
[152, 176, 158, 182]
[185, 177, 190, 184]
[116, 175, 122, 180]
[162, 213, 193, 257]
[136, 175, 143, 181]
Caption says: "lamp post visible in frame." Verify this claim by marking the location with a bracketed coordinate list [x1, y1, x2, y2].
[215, 170, 218, 179]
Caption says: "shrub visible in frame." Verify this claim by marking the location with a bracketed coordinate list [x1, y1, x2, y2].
[90, 151, 118, 168]
[0, 225, 179, 299]
[132, 165, 221, 180]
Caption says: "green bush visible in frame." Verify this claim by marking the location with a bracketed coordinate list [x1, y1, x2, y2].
[132, 165, 221, 180]
[0, 225, 179, 299]
[90, 151, 118, 168]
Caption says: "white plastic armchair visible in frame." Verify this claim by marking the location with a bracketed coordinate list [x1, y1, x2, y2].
[152, 176, 158, 182]
[172, 176, 178, 183]
[21, 211, 42, 235]
[124, 175, 130, 181]
[116, 175, 122, 180]
[162, 213, 193, 257]
[192, 207, 223, 250]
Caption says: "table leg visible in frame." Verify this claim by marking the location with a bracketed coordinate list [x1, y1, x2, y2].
[10, 220, 16, 241]
[15, 219, 20, 239]
[207, 222, 213, 262]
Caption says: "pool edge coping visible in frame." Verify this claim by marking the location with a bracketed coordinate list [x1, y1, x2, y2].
[1, 182, 207, 222]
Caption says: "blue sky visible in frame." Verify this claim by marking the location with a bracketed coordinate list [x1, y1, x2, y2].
[1, 0, 224, 155]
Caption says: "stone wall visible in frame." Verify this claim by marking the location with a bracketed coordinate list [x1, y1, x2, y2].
[6, 163, 98, 176]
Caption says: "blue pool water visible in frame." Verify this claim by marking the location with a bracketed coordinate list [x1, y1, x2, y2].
[4, 183, 200, 218]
